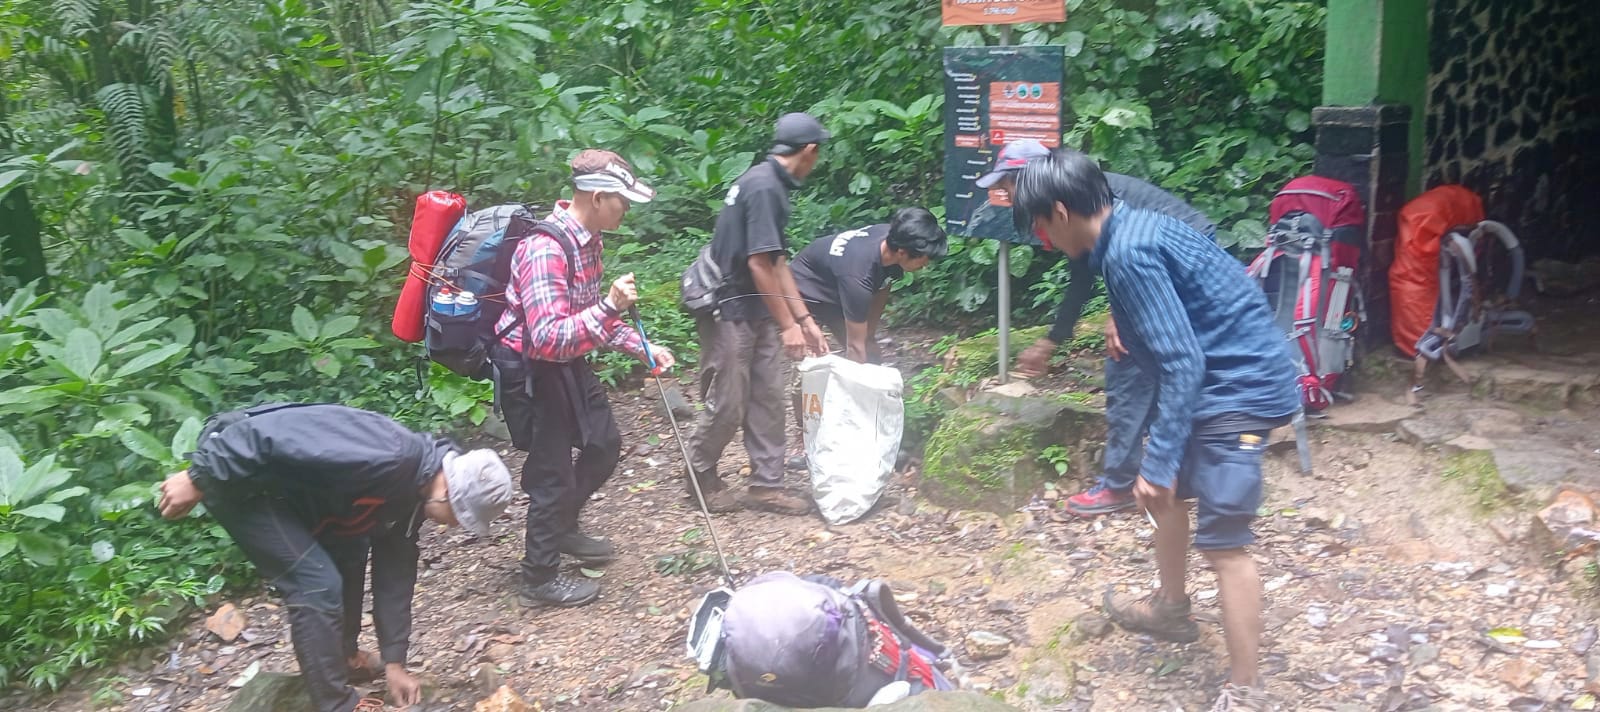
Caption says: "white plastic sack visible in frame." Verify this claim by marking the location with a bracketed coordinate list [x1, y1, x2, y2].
[798, 354, 904, 524]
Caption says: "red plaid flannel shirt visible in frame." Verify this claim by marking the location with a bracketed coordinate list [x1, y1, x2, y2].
[494, 201, 646, 362]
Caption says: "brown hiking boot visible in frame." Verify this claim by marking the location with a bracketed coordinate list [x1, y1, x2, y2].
[1103, 588, 1200, 643]
[685, 470, 742, 513]
[697, 487, 744, 513]
[741, 486, 814, 516]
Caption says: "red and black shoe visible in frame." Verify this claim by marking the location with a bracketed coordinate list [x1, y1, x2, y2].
[1063, 483, 1137, 517]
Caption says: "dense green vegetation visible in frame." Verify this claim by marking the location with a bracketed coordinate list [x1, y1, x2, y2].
[0, 0, 1323, 692]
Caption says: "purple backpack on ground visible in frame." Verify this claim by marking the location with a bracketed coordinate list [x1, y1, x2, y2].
[690, 572, 957, 708]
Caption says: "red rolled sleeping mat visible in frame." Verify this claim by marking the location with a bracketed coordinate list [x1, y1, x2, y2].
[391, 191, 466, 342]
[1389, 185, 1484, 357]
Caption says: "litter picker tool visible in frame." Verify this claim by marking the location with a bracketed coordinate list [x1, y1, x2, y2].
[630, 304, 734, 587]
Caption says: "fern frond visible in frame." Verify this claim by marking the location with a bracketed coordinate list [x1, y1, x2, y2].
[55, 0, 103, 38]
[94, 82, 155, 189]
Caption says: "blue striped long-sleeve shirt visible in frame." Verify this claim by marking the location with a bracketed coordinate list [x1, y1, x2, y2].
[1089, 202, 1299, 488]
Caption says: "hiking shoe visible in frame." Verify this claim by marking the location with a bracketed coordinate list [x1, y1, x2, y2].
[1063, 483, 1137, 517]
[554, 531, 615, 566]
[785, 453, 808, 471]
[519, 572, 600, 607]
[741, 486, 814, 516]
[1210, 683, 1277, 711]
[1103, 588, 1199, 643]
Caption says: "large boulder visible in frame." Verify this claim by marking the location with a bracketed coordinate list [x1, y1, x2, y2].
[678, 691, 1020, 712]
[920, 392, 1104, 513]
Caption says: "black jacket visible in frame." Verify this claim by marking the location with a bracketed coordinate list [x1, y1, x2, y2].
[187, 403, 456, 664]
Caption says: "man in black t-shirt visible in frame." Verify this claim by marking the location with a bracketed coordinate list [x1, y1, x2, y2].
[790, 207, 948, 363]
[687, 113, 830, 517]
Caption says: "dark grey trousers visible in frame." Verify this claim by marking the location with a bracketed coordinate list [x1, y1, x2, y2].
[688, 316, 786, 487]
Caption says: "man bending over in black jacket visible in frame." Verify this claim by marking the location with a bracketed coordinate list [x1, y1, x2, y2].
[157, 403, 514, 712]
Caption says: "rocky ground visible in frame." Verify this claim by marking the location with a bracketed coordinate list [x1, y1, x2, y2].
[20, 297, 1600, 712]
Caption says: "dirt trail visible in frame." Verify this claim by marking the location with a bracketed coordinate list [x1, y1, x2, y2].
[24, 337, 1600, 712]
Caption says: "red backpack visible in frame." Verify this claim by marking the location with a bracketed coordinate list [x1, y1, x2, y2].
[1246, 176, 1367, 412]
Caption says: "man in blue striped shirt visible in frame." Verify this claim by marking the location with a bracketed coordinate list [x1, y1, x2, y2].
[1014, 148, 1297, 711]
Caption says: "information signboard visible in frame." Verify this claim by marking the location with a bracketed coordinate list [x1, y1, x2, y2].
[942, 45, 1065, 244]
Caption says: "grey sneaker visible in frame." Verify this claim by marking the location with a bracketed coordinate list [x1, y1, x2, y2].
[1209, 683, 1276, 711]
[1103, 588, 1200, 643]
[518, 572, 600, 607]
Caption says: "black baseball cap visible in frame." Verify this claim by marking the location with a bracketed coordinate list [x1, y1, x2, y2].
[770, 112, 831, 155]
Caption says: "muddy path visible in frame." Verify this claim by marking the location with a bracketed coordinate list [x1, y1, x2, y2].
[22, 331, 1600, 711]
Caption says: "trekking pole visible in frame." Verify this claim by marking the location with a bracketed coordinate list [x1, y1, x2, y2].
[630, 305, 735, 586]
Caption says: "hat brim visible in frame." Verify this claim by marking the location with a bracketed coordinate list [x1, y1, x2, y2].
[975, 169, 1015, 189]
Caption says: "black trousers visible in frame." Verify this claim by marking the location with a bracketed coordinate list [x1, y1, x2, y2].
[207, 494, 370, 712]
[492, 348, 621, 581]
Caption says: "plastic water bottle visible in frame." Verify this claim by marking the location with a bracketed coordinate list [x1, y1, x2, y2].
[455, 291, 479, 318]
[432, 288, 458, 316]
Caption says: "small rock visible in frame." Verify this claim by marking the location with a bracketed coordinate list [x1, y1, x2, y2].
[964, 630, 1013, 661]
[1409, 643, 1440, 667]
[987, 380, 1036, 397]
[662, 384, 696, 419]
[225, 671, 308, 711]
[1575, 625, 1598, 655]
[485, 643, 516, 663]
[472, 662, 502, 697]
[474, 685, 536, 712]
[206, 603, 248, 643]
[1587, 647, 1600, 693]
[1500, 658, 1538, 691]
[1306, 605, 1330, 629]
[1071, 613, 1112, 642]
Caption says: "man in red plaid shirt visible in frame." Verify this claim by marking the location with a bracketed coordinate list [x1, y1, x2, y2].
[490, 149, 675, 607]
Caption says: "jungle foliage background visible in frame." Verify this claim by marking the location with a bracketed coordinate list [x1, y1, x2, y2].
[0, 0, 1324, 692]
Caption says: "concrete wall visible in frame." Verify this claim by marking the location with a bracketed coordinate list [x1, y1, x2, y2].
[1424, 0, 1600, 261]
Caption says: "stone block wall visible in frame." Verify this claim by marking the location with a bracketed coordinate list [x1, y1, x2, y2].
[1425, 0, 1600, 262]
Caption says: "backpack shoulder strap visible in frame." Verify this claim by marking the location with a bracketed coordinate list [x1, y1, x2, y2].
[493, 219, 581, 346]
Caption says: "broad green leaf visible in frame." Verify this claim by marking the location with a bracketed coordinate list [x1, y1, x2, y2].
[44, 485, 88, 503]
[101, 482, 158, 513]
[250, 340, 303, 355]
[114, 343, 189, 379]
[120, 428, 172, 463]
[291, 305, 319, 341]
[27, 308, 79, 341]
[83, 282, 119, 334]
[0, 169, 29, 199]
[92, 540, 115, 562]
[16, 531, 65, 566]
[311, 355, 343, 378]
[0, 448, 70, 507]
[16, 503, 65, 522]
[324, 337, 379, 351]
[171, 417, 202, 460]
[63, 328, 104, 380]
[106, 317, 169, 350]
[0, 532, 15, 559]
[226, 252, 257, 280]
[320, 315, 361, 339]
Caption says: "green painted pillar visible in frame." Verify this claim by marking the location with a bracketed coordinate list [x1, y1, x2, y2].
[1322, 0, 1428, 196]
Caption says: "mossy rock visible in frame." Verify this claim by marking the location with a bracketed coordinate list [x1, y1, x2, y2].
[920, 392, 1105, 513]
[940, 326, 1051, 384]
[679, 691, 1021, 712]
[226, 673, 310, 712]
